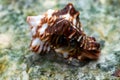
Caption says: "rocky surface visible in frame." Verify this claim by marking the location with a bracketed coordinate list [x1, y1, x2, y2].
[0, 0, 120, 80]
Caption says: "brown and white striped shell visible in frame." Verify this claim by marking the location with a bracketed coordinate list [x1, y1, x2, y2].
[26, 3, 100, 62]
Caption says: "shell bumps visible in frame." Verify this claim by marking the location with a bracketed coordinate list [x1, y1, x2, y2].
[26, 3, 100, 64]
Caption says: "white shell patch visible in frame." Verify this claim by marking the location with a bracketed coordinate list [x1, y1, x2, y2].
[28, 15, 44, 27]
[39, 23, 48, 35]
[47, 9, 55, 18]
[31, 38, 41, 47]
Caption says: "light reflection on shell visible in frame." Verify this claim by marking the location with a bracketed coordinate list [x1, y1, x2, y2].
[27, 3, 100, 62]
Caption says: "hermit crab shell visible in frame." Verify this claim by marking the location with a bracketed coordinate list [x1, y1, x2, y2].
[26, 3, 82, 53]
[27, 3, 100, 62]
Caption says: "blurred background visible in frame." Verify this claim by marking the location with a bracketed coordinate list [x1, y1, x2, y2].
[0, 0, 120, 80]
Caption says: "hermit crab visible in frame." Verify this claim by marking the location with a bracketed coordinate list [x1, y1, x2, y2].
[26, 3, 100, 65]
